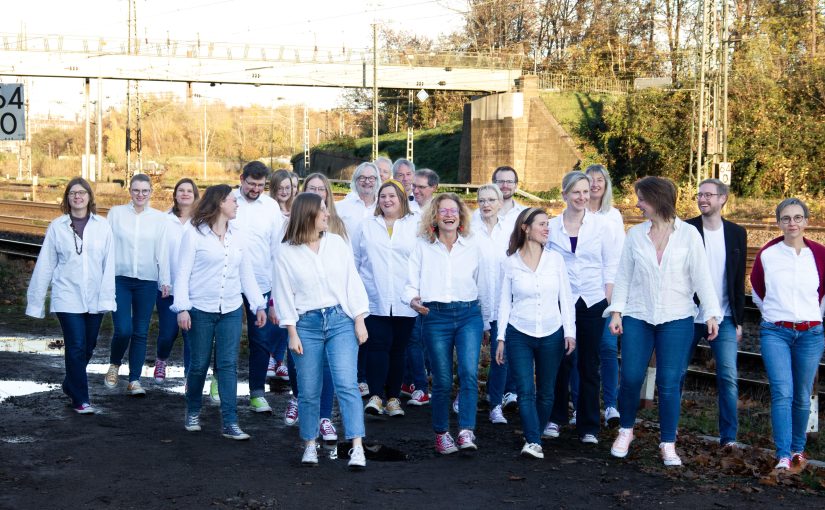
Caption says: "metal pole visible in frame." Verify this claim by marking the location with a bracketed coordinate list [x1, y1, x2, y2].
[84, 78, 91, 180]
[96, 77, 102, 182]
[202, 101, 207, 180]
[721, 0, 730, 162]
[696, 0, 710, 184]
[372, 23, 378, 160]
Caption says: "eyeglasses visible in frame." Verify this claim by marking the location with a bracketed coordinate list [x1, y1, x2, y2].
[494, 179, 516, 186]
[779, 215, 805, 225]
[412, 184, 432, 190]
[695, 192, 720, 200]
[477, 198, 498, 205]
[357, 176, 377, 183]
[68, 190, 88, 197]
[243, 180, 266, 190]
[130, 189, 151, 195]
[306, 186, 326, 194]
[438, 208, 459, 216]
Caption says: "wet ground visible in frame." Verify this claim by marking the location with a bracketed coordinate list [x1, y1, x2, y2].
[0, 330, 823, 510]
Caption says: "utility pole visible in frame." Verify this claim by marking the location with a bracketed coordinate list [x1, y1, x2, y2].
[303, 106, 310, 172]
[84, 78, 90, 180]
[96, 77, 102, 182]
[126, 0, 142, 180]
[406, 90, 414, 162]
[372, 22, 378, 160]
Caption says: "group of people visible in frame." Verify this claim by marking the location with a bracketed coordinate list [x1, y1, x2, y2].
[26, 158, 824, 472]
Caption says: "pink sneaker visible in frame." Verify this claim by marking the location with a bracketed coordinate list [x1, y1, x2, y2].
[611, 428, 634, 458]
[400, 383, 415, 397]
[284, 398, 299, 426]
[153, 359, 167, 384]
[457, 429, 477, 450]
[435, 432, 458, 455]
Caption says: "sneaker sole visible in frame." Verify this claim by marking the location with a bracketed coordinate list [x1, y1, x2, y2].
[320, 435, 338, 441]
[285, 419, 298, 426]
[406, 400, 429, 406]
[458, 444, 478, 451]
[386, 410, 405, 417]
[222, 433, 250, 440]
[250, 407, 273, 413]
[663, 459, 682, 466]
[74, 408, 96, 415]
[521, 450, 544, 459]
[541, 432, 559, 439]
[185, 425, 201, 432]
[104, 380, 118, 389]
[610, 447, 630, 458]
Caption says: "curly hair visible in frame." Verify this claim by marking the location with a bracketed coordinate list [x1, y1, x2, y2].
[418, 192, 472, 243]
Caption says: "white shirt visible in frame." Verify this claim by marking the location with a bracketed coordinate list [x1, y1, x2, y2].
[604, 217, 722, 325]
[547, 210, 619, 307]
[107, 203, 169, 284]
[695, 225, 731, 323]
[337, 192, 377, 237]
[409, 197, 421, 213]
[274, 233, 370, 327]
[471, 214, 510, 322]
[352, 213, 420, 317]
[497, 250, 576, 340]
[472, 200, 526, 237]
[403, 234, 491, 327]
[161, 211, 191, 295]
[752, 242, 824, 322]
[26, 214, 116, 318]
[231, 190, 285, 294]
[171, 223, 265, 314]
[600, 207, 626, 252]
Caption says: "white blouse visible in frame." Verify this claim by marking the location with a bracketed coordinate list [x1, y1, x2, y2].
[107, 203, 169, 285]
[171, 223, 265, 315]
[273, 233, 370, 327]
[471, 214, 511, 322]
[604, 217, 722, 325]
[497, 250, 576, 340]
[337, 193, 377, 238]
[26, 214, 116, 318]
[403, 234, 491, 327]
[752, 242, 825, 322]
[352, 213, 420, 317]
[547, 210, 619, 307]
[231, 190, 285, 294]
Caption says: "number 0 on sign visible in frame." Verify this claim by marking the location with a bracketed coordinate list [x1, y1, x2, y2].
[0, 84, 25, 141]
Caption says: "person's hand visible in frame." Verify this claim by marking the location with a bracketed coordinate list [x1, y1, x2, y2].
[706, 318, 719, 341]
[289, 333, 303, 355]
[177, 311, 191, 331]
[609, 312, 623, 335]
[564, 337, 576, 355]
[410, 297, 429, 316]
[268, 306, 279, 325]
[161, 285, 171, 299]
[355, 316, 368, 345]
[495, 340, 506, 365]
[735, 324, 742, 342]
[255, 309, 266, 328]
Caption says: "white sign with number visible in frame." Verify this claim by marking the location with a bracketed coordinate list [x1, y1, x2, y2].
[0, 84, 25, 141]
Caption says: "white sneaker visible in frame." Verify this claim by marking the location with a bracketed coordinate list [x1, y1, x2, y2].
[581, 434, 598, 444]
[126, 380, 146, 396]
[542, 422, 560, 439]
[302, 443, 318, 466]
[521, 442, 544, 459]
[611, 428, 634, 458]
[489, 405, 508, 424]
[385, 398, 405, 417]
[569, 410, 577, 426]
[502, 392, 518, 410]
[604, 406, 620, 428]
[659, 442, 682, 466]
[104, 364, 120, 389]
[348, 445, 366, 470]
[775, 457, 791, 470]
[358, 382, 370, 397]
[364, 395, 384, 416]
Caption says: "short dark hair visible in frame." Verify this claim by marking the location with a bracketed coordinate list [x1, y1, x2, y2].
[172, 178, 200, 218]
[61, 177, 97, 215]
[698, 178, 729, 197]
[507, 207, 547, 256]
[775, 197, 810, 222]
[634, 176, 677, 220]
[192, 184, 232, 230]
[491, 165, 519, 183]
[415, 168, 439, 187]
[283, 192, 324, 245]
[241, 161, 270, 181]
[129, 173, 151, 188]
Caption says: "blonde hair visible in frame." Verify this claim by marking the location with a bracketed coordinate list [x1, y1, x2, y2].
[418, 192, 472, 243]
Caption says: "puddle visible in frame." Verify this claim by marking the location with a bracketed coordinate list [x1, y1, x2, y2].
[0, 435, 36, 444]
[0, 336, 64, 355]
[85, 364, 251, 396]
[0, 380, 59, 402]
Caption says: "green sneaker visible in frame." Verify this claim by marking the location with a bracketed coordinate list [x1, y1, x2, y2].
[209, 377, 220, 403]
[249, 396, 272, 413]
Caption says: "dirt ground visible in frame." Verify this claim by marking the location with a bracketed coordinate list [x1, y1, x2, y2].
[1, 324, 823, 510]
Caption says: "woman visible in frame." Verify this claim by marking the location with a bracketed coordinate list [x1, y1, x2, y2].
[27, 178, 115, 414]
[290, 172, 300, 198]
[606, 176, 720, 466]
[302, 172, 347, 239]
[153, 178, 199, 383]
[472, 184, 518, 424]
[270, 169, 294, 219]
[273, 193, 369, 469]
[404, 193, 490, 454]
[751, 198, 825, 471]
[496, 207, 576, 458]
[586, 164, 625, 428]
[105, 174, 170, 396]
[173, 184, 267, 440]
[352, 180, 419, 417]
[546, 171, 619, 444]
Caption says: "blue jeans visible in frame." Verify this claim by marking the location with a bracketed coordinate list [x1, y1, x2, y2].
[286, 350, 334, 419]
[273, 327, 288, 364]
[155, 292, 189, 371]
[403, 314, 430, 391]
[423, 300, 483, 433]
[759, 320, 824, 458]
[619, 316, 694, 442]
[243, 292, 278, 398]
[56, 312, 104, 407]
[365, 314, 416, 399]
[687, 317, 739, 445]
[486, 320, 517, 406]
[600, 320, 619, 408]
[110, 276, 158, 381]
[505, 325, 565, 444]
[293, 305, 365, 442]
[185, 306, 243, 426]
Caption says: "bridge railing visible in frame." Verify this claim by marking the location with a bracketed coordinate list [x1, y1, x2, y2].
[536, 72, 633, 95]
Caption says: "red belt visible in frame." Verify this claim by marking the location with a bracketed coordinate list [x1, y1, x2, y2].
[773, 321, 822, 331]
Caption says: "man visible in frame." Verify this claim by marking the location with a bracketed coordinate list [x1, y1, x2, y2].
[411, 168, 439, 213]
[337, 162, 380, 235]
[374, 157, 393, 183]
[392, 158, 415, 202]
[231, 161, 285, 414]
[685, 178, 747, 449]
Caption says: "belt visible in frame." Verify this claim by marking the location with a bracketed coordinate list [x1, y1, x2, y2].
[773, 320, 822, 331]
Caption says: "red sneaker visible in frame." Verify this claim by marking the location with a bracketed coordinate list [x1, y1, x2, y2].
[435, 432, 458, 455]
[400, 383, 415, 398]
[407, 389, 430, 406]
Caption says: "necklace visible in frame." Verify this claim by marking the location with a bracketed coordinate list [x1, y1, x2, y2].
[69, 222, 83, 255]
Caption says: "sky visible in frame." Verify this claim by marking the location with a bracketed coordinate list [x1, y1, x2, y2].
[0, 0, 467, 118]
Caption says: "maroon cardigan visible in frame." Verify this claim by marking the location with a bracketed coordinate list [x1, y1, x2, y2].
[750, 236, 825, 305]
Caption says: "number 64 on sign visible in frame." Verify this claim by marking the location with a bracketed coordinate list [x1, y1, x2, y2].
[0, 84, 25, 141]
